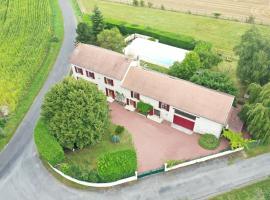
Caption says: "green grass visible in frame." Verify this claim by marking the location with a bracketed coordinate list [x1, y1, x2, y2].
[64, 124, 135, 171]
[0, 0, 63, 150]
[245, 145, 270, 158]
[211, 177, 270, 200]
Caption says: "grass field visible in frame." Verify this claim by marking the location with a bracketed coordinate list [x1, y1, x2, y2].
[0, 0, 63, 150]
[108, 0, 270, 25]
[211, 178, 270, 200]
[65, 124, 135, 170]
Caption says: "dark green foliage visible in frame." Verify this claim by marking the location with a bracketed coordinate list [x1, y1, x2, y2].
[76, 22, 95, 44]
[223, 129, 251, 149]
[111, 135, 120, 143]
[169, 51, 201, 80]
[137, 101, 153, 115]
[234, 27, 270, 86]
[34, 118, 64, 166]
[97, 27, 125, 53]
[199, 134, 220, 150]
[194, 41, 222, 69]
[97, 149, 137, 182]
[59, 163, 100, 183]
[41, 77, 109, 150]
[105, 18, 196, 50]
[139, 0, 145, 7]
[91, 6, 104, 37]
[115, 125, 125, 135]
[190, 70, 238, 95]
[132, 0, 139, 6]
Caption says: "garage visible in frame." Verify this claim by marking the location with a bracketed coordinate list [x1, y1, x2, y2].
[173, 115, 195, 130]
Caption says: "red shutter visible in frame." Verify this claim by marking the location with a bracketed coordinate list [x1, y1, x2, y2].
[92, 73, 95, 79]
[126, 99, 129, 105]
[111, 80, 114, 86]
[104, 77, 107, 84]
[105, 88, 108, 96]
[74, 66, 78, 73]
[159, 101, 161, 108]
[138, 93, 140, 100]
[149, 109, 154, 115]
[166, 105, 170, 111]
[131, 91, 134, 98]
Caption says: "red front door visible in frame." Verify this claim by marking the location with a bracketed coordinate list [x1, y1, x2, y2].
[173, 115, 195, 130]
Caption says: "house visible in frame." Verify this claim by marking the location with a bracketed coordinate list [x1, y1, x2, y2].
[69, 43, 234, 138]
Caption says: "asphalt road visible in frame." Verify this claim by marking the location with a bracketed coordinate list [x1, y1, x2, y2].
[1, 0, 270, 200]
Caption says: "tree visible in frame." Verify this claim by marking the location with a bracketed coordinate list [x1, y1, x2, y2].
[76, 22, 95, 44]
[194, 41, 222, 69]
[41, 77, 109, 150]
[169, 51, 201, 80]
[91, 6, 104, 38]
[234, 27, 270, 85]
[239, 83, 270, 144]
[190, 70, 237, 95]
[97, 28, 125, 53]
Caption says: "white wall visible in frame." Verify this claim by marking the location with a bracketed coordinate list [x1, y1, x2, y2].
[194, 117, 223, 138]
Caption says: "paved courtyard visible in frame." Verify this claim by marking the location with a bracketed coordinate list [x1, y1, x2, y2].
[110, 102, 229, 172]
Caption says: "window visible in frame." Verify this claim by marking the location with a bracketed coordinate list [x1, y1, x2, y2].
[131, 91, 140, 100]
[86, 70, 95, 79]
[174, 109, 196, 120]
[104, 77, 114, 86]
[159, 101, 170, 111]
[74, 66, 83, 75]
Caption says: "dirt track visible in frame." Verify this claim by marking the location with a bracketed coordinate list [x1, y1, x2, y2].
[111, 0, 270, 24]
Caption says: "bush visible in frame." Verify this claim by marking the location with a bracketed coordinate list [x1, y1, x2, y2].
[199, 134, 220, 150]
[115, 125, 125, 135]
[105, 18, 196, 50]
[166, 160, 184, 168]
[137, 101, 153, 115]
[111, 135, 120, 143]
[34, 118, 64, 166]
[97, 149, 137, 182]
[223, 129, 251, 149]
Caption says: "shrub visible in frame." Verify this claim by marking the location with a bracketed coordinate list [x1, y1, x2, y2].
[223, 129, 251, 149]
[132, 0, 139, 6]
[105, 18, 196, 50]
[137, 101, 153, 115]
[115, 125, 125, 135]
[97, 149, 137, 182]
[199, 134, 220, 150]
[140, 0, 145, 7]
[166, 160, 184, 168]
[34, 119, 64, 166]
[111, 135, 120, 143]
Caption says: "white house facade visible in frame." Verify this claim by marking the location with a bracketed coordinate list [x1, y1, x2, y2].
[70, 43, 234, 138]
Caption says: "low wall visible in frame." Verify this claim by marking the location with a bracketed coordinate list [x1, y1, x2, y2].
[49, 164, 138, 188]
[165, 147, 244, 172]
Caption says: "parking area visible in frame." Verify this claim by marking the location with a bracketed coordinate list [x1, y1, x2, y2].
[110, 102, 229, 172]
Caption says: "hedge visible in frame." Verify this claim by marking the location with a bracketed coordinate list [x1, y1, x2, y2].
[199, 134, 220, 150]
[137, 101, 153, 115]
[104, 18, 196, 50]
[97, 149, 137, 182]
[34, 118, 64, 166]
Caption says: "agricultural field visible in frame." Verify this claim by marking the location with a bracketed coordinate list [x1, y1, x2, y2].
[107, 0, 270, 25]
[211, 177, 270, 200]
[77, 0, 270, 86]
[0, 0, 63, 150]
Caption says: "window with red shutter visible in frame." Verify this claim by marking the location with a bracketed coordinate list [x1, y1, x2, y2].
[131, 91, 134, 98]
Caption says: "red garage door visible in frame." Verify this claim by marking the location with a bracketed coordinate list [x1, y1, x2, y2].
[173, 115, 195, 130]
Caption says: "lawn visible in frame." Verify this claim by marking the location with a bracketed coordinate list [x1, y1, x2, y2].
[211, 178, 270, 200]
[64, 124, 135, 171]
[0, 0, 63, 150]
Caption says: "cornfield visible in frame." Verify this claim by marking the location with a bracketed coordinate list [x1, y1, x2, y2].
[0, 0, 54, 112]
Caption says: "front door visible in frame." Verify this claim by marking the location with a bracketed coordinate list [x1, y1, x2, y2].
[106, 88, 115, 99]
[173, 115, 195, 130]
[154, 109, 160, 117]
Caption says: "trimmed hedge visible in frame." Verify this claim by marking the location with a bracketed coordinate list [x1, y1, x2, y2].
[137, 101, 153, 115]
[97, 149, 137, 182]
[199, 134, 220, 150]
[34, 118, 64, 166]
[105, 18, 196, 50]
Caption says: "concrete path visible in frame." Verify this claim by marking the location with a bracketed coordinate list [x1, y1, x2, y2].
[110, 102, 228, 172]
[1, 1, 270, 200]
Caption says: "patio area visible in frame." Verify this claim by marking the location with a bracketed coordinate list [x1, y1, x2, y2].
[110, 102, 229, 172]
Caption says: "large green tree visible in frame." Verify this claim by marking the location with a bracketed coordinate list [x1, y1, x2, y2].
[239, 83, 270, 144]
[91, 6, 104, 38]
[76, 22, 95, 44]
[41, 77, 109, 150]
[169, 51, 201, 80]
[194, 41, 222, 69]
[234, 27, 270, 85]
[97, 28, 125, 53]
[190, 70, 237, 95]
